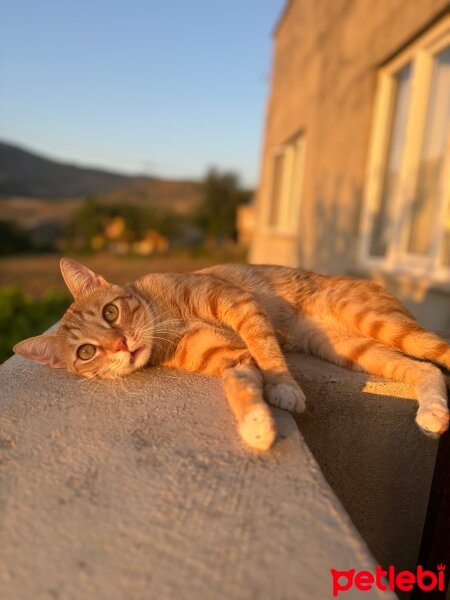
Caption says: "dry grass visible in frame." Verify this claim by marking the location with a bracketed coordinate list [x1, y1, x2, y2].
[0, 180, 202, 230]
[0, 250, 247, 296]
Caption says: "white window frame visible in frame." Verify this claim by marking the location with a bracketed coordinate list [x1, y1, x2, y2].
[264, 133, 306, 235]
[359, 15, 450, 286]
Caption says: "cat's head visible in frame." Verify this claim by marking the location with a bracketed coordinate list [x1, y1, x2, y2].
[13, 258, 153, 379]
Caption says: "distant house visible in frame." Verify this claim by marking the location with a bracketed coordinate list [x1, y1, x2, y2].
[250, 0, 450, 331]
[236, 203, 256, 247]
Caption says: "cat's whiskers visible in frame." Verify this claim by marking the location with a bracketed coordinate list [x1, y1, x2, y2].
[150, 317, 184, 328]
[91, 363, 116, 380]
[139, 325, 181, 339]
[138, 319, 185, 350]
[78, 362, 114, 386]
[133, 297, 158, 331]
[132, 293, 187, 355]
[139, 316, 187, 335]
[134, 314, 176, 345]
[150, 335, 179, 344]
[134, 288, 176, 326]
[136, 274, 196, 330]
[145, 319, 198, 343]
[139, 309, 180, 333]
[132, 290, 178, 338]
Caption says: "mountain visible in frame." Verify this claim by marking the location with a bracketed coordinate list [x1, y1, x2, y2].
[0, 141, 134, 199]
[0, 142, 203, 233]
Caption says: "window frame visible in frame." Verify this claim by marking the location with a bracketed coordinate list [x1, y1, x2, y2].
[264, 132, 306, 236]
[359, 15, 450, 285]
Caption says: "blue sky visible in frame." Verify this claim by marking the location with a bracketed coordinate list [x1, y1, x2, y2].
[0, 1, 285, 186]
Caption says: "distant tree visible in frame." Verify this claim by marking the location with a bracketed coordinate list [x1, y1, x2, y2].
[195, 168, 252, 240]
[104, 203, 176, 240]
[0, 221, 32, 255]
[64, 197, 104, 252]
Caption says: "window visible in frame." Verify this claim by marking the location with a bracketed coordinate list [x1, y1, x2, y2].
[361, 16, 450, 283]
[266, 133, 306, 233]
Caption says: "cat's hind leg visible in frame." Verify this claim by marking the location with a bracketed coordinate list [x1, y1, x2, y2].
[263, 375, 306, 414]
[375, 320, 450, 372]
[305, 328, 449, 437]
[331, 280, 450, 371]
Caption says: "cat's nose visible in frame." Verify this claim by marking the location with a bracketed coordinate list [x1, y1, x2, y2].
[110, 336, 129, 353]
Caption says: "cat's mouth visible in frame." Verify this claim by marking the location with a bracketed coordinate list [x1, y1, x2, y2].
[130, 346, 146, 364]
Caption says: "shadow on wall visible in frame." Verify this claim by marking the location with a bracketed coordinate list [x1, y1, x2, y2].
[301, 173, 363, 274]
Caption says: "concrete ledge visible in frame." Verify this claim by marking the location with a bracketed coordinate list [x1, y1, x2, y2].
[0, 353, 391, 600]
[289, 353, 438, 577]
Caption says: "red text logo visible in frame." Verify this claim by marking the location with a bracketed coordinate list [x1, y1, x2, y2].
[330, 564, 446, 596]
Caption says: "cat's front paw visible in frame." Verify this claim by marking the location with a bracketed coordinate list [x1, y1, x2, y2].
[265, 377, 306, 414]
[239, 405, 277, 451]
[416, 402, 450, 438]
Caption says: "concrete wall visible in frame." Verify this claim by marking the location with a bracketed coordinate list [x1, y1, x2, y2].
[0, 352, 393, 600]
[250, 0, 450, 331]
[287, 353, 438, 589]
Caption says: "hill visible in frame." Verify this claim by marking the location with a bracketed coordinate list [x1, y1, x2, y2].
[0, 142, 203, 225]
[0, 141, 132, 199]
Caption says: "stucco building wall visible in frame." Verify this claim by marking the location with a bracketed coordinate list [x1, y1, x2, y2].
[250, 0, 450, 331]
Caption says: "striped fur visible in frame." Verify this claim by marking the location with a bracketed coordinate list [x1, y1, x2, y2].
[13, 258, 450, 450]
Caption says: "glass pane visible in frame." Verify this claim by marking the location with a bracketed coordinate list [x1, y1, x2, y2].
[370, 63, 412, 257]
[407, 46, 450, 256]
[269, 152, 285, 227]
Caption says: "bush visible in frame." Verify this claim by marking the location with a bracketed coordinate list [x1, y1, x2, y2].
[64, 198, 105, 252]
[195, 168, 252, 240]
[0, 220, 33, 255]
[63, 197, 177, 252]
[0, 287, 71, 363]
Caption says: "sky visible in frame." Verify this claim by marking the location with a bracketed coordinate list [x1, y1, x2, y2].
[0, 0, 285, 186]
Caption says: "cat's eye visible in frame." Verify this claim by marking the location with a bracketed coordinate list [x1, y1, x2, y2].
[77, 344, 96, 361]
[103, 303, 119, 323]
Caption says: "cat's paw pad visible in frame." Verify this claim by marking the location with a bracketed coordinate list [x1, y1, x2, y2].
[416, 403, 450, 438]
[239, 406, 277, 451]
[265, 381, 306, 413]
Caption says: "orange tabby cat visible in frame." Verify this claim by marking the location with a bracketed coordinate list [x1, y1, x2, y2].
[14, 258, 450, 450]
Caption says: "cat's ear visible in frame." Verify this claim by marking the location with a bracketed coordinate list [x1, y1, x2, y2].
[60, 258, 111, 299]
[13, 333, 65, 368]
